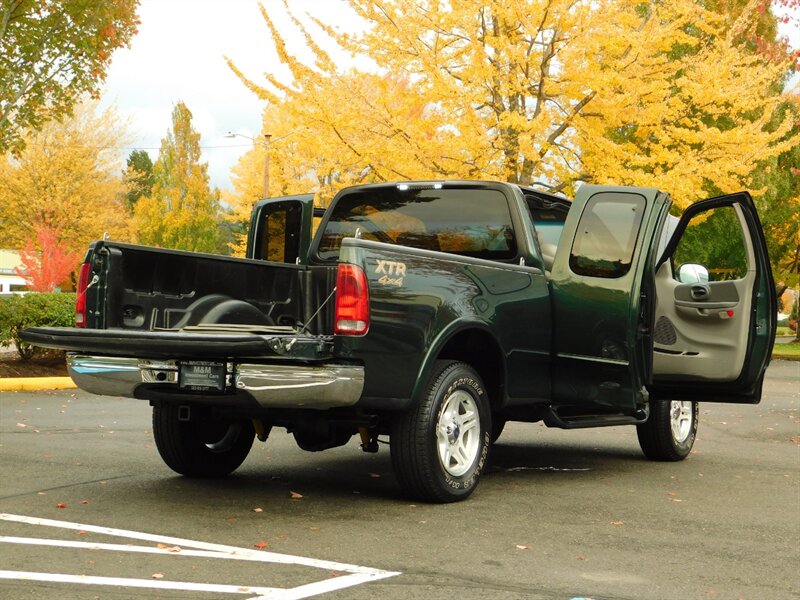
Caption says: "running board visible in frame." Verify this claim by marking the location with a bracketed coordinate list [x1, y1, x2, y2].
[545, 407, 648, 429]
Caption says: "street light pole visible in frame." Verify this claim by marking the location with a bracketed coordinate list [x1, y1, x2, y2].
[262, 134, 271, 199]
[225, 131, 271, 199]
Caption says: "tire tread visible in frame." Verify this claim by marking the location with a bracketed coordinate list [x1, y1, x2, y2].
[391, 360, 489, 503]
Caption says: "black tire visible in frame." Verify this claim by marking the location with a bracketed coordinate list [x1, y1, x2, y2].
[490, 417, 506, 444]
[637, 400, 698, 461]
[152, 403, 255, 477]
[391, 360, 491, 503]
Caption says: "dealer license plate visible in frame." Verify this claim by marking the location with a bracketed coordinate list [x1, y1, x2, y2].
[178, 361, 226, 391]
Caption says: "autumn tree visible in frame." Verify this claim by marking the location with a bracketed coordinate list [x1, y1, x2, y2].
[228, 0, 796, 210]
[0, 0, 140, 155]
[0, 101, 133, 254]
[751, 96, 800, 295]
[15, 220, 81, 291]
[124, 148, 154, 210]
[654, 1, 799, 293]
[134, 101, 221, 252]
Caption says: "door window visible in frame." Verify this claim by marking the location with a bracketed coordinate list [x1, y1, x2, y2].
[569, 192, 646, 278]
[256, 201, 303, 263]
[671, 206, 748, 282]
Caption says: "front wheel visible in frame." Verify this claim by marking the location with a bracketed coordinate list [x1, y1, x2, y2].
[152, 403, 255, 477]
[391, 361, 491, 503]
[637, 400, 698, 461]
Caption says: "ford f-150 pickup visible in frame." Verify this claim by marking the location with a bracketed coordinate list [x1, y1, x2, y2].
[23, 180, 777, 502]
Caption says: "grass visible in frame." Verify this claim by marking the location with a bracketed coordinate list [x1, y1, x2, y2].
[773, 339, 800, 360]
[776, 326, 793, 336]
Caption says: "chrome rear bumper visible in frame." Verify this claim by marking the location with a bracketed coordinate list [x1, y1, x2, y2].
[67, 355, 364, 409]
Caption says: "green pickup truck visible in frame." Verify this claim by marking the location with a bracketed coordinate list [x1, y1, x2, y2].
[23, 181, 777, 502]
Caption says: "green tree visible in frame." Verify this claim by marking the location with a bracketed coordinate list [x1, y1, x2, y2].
[123, 149, 154, 210]
[750, 98, 800, 297]
[134, 101, 221, 252]
[642, 1, 799, 295]
[0, 0, 140, 155]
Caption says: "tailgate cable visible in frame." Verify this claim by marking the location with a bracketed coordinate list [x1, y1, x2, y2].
[299, 286, 336, 335]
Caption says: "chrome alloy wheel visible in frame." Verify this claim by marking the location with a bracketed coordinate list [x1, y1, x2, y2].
[436, 389, 481, 477]
[670, 401, 694, 444]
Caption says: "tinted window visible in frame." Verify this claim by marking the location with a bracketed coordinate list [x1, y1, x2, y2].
[318, 187, 517, 260]
[255, 201, 302, 263]
[569, 192, 645, 278]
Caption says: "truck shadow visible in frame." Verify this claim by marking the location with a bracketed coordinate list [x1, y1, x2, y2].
[126, 434, 649, 507]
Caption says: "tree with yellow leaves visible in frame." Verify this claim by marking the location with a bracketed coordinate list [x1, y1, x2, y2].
[0, 101, 132, 257]
[227, 0, 796, 218]
[134, 101, 221, 253]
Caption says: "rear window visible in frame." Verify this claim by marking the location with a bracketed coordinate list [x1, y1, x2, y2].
[317, 187, 517, 261]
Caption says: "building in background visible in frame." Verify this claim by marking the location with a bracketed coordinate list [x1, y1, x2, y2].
[0, 250, 28, 295]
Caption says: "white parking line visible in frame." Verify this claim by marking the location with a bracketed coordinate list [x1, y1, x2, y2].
[0, 513, 400, 599]
[0, 571, 279, 596]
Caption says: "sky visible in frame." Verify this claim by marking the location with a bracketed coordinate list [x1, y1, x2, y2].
[99, 0, 799, 194]
[98, 0, 360, 192]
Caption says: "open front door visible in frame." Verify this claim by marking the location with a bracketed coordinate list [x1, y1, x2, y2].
[650, 192, 776, 403]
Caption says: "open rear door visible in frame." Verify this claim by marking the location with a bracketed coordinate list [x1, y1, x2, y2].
[247, 194, 315, 264]
[650, 192, 776, 403]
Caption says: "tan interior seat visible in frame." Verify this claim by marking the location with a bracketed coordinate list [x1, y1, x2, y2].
[537, 231, 557, 273]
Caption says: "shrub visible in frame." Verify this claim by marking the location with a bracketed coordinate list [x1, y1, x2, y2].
[0, 293, 75, 360]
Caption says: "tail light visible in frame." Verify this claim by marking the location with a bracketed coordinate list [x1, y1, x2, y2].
[334, 263, 370, 336]
[74, 261, 91, 327]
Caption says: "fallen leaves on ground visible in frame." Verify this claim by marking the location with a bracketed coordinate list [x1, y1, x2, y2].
[254, 541, 268, 549]
[515, 544, 529, 550]
[290, 491, 303, 500]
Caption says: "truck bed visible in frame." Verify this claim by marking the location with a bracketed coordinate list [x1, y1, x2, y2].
[82, 241, 337, 335]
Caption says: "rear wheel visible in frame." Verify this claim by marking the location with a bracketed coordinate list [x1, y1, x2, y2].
[637, 400, 698, 461]
[152, 403, 255, 477]
[391, 361, 491, 503]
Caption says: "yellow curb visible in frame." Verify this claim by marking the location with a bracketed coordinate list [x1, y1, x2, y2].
[0, 377, 76, 391]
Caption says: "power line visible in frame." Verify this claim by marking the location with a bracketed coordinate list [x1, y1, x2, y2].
[26, 142, 254, 150]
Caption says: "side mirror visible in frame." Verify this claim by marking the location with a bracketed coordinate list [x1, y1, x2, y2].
[677, 263, 709, 284]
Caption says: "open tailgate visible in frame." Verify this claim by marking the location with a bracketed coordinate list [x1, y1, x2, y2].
[21, 325, 333, 362]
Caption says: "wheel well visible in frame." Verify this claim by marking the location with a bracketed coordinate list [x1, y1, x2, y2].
[436, 329, 504, 410]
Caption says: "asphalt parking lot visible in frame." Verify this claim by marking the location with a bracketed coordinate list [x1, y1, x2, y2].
[1, 360, 798, 599]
